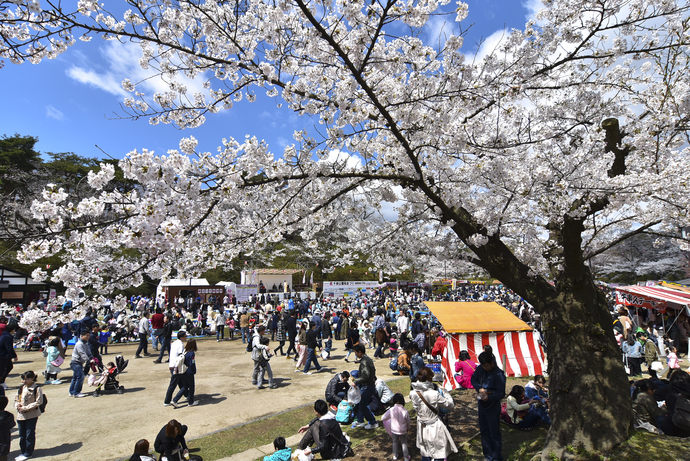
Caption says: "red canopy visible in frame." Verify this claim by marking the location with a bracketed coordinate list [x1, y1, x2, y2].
[616, 285, 690, 313]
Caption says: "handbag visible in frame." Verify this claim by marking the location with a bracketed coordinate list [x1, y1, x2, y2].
[50, 355, 64, 367]
[175, 354, 188, 374]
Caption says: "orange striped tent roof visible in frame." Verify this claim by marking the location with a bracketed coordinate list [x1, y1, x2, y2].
[423, 301, 533, 334]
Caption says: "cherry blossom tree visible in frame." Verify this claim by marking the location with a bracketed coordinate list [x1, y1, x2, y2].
[3, 0, 690, 456]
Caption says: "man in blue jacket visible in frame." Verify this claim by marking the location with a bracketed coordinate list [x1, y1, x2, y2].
[0, 324, 17, 390]
[471, 351, 506, 461]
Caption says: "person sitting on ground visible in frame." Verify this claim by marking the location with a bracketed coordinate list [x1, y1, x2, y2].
[368, 377, 395, 415]
[654, 369, 690, 437]
[396, 347, 412, 376]
[632, 379, 663, 433]
[454, 350, 477, 389]
[297, 399, 351, 460]
[263, 436, 291, 461]
[325, 371, 350, 408]
[409, 343, 424, 382]
[129, 439, 157, 461]
[154, 419, 189, 461]
[505, 385, 551, 430]
[524, 375, 549, 407]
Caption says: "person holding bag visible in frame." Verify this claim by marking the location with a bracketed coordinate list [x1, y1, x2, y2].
[409, 367, 457, 461]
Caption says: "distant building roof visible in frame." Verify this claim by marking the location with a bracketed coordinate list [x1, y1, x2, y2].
[249, 269, 303, 275]
[159, 278, 210, 287]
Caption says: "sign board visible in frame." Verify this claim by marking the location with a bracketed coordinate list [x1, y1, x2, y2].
[1, 292, 23, 300]
[236, 284, 258, 303]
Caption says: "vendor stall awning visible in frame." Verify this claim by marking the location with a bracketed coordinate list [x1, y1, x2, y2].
[423, 301, 532, 334]
[616, 285, 690, 311]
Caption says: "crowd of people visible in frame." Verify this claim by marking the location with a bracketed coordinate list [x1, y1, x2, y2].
[0, 281, 688, 460]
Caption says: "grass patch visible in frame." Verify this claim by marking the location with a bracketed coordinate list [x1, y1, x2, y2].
[188, 405, 315, 460]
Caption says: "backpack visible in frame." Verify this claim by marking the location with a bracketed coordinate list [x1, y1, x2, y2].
[18, 387, 47, 413]
[335, 400, 354, 424]
[672, 394, 690, 432]
[246, 337, 254, 353]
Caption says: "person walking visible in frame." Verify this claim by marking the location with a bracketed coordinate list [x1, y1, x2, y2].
[135, 311, 151, 358]
[274, 313, 287, 356]
[14, 371, 44, 461]
[240, 311, 250, 344]
[69, 330, 92, 397]
[171, 339, 198, 407]
[153, 315, 173, 364]
[303, 322, 323, 375]
[285, 310, 298, 359]
[215, 310, 227, 341]
[351, 344, 378, 430]
[150, 308, 165, 351]
[471, 351, 506, 461]
[164, 331, 188, 406]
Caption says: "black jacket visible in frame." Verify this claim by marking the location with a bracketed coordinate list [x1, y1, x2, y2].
[325, 373, 350, 405]
[310, 417, 351, 459]
[154, 424, 188, 458]
[306, 329, 318, 349]
[286, 316, 297, 337]
[0, 410, 16, 455]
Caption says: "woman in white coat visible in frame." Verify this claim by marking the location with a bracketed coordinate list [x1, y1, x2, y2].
[409, 367, 457, 461]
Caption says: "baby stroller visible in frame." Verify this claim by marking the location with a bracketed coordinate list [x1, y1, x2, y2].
[89, 357, 125, 396]
[23, 332, 44, 352]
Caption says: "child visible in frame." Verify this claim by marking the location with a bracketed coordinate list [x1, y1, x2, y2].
[381, 393, 410, 461]
[667, 346, 682, 370]
[257, 336, 275, 389]
[43, 338, 63, 384]
[227, 317, 236, 340]
[0, 396, 16, 461]
[263, 436, 291, 461]
[99, 327, 111, 355]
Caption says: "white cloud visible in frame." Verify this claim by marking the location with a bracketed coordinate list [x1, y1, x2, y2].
[522, 0, 543, 21]
[319, 149, 363, 170]
[66, 41, 207, 101]
[45, 105, 64, 121]
[66, 65, 129, 97]
[464, 28, 509, 63]
[424, 15, 460, 50]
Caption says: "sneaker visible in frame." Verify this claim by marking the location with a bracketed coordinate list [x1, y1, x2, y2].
[15, 455, 29, 461]
[1, 383, 7, 390]
[135, 355, 142, 359]
[351, 421, 366, 429]
[74, 393, 87, 398]
[163, 403, 171, 406]
[303, 372, 312, 375]
[364, 422, 379, 430]
[190, 401, 199, 406]
[257, 386, 266, 390]
[294, 369, 301, 372]
[170, 401, 180, 409]
[314, 368, 323, 373]
[51, 380, 62, 385]
[153, 360, 162, 363]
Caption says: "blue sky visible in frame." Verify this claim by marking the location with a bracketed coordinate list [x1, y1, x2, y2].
[1, 1, 538, 162]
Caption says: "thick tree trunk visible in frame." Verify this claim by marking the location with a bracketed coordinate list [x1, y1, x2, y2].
[537, 279, 631, 459]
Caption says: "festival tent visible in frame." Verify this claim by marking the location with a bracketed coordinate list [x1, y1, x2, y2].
[615, 285, 690, 314]
[423, 301, 546, 390]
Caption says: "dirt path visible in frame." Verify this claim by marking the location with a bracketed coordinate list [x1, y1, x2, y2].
[7, 337, 350, 461]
